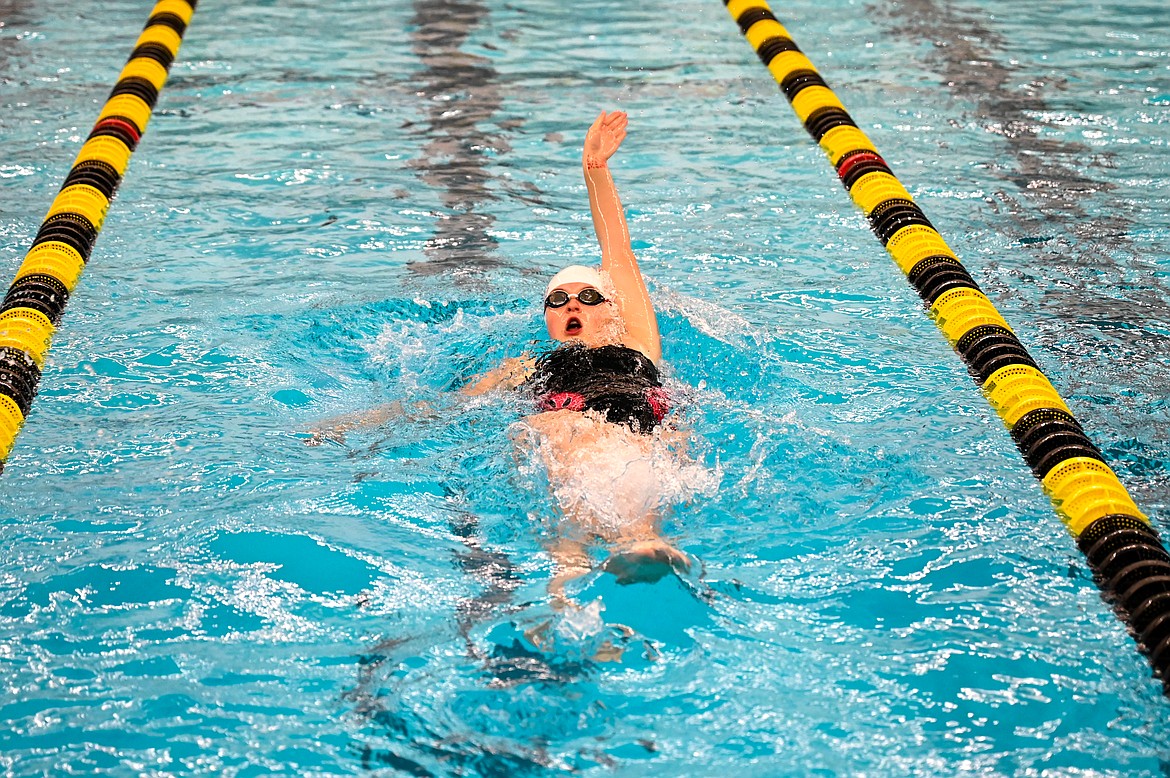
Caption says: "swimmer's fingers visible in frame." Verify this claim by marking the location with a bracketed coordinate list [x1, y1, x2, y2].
[608, 124, 627, 152]
[601, 111, 627, 140]
[302, 427, 347, 447]
[585, 110, 628, 162]
[604, 113, 627, 155]
[605, 111, 627, 133]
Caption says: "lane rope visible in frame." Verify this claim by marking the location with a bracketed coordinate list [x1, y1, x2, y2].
[722, 0, 1170, 691]
[0, 0, 197, 470]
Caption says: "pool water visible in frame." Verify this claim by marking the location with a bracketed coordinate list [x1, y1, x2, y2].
[2, 0, 1169, 774]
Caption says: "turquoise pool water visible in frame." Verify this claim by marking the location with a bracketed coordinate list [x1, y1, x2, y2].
[2, 0, 1169, 774]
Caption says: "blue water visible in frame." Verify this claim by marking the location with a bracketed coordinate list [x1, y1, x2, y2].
[2, 0, 1169, 774]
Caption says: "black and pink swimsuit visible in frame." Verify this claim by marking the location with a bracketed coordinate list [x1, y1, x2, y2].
[527, 344, 669, 434]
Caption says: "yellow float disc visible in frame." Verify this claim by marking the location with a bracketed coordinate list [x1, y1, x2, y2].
[1041, 457, 1118, 495]
[119, 58, 169, 90]
[725, 0, 768, 21]
[0, 308, 55, 368]
[791, 86, 845, 122]
[17, 243, 86, 291]
[996, 394, 1073, 428]
[850, 172, 913, 214]
[0, 394, 25, 461]
[135, 24, 182, 56]
[98, 94, 152, 134]
[886, 226, 957, 274]
[767, 51, 819, 83]
[1061, 494, 1147, 536]
[74, 136, 131, 175]
[45, 184, 110, 229]
[152, 0, 195, 24]
[745, 20, 792, 50]
[818, 125, 877, 165]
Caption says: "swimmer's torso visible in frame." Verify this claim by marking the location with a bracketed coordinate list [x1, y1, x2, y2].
[525, 343, 669, 434]
[516, 408, 665, 533]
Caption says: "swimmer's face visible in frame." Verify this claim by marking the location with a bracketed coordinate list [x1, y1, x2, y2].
[544, 282, 620, 344]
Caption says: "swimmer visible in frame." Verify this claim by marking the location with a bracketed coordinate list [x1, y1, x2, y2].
[464, 110, 694, 598]
[309, 111, 702, 599]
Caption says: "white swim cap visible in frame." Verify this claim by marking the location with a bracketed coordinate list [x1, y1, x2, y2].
[545, 264, 607, 296]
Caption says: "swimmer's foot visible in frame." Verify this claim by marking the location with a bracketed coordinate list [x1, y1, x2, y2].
[602, 541, 690, 585]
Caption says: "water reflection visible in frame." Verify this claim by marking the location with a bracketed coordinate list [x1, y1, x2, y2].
[0, 2, 34, 73]
[407, 0, 510, 274]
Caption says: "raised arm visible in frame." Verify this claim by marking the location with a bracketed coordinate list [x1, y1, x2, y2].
[583, 111, 661, 363]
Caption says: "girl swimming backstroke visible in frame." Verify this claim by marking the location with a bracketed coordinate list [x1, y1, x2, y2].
[310, 111, 711, 600]
[464, 110, 702, 598]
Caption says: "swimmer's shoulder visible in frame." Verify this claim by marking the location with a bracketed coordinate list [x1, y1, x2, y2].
[619, 338, 661, 368]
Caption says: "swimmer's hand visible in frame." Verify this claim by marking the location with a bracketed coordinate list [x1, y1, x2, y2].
[303, 427, 348, 447]
[602, 540, 691, 585]
[583, 110, 627, 169]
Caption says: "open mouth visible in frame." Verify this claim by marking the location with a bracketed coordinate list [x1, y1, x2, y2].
[565, 317, 583, 336]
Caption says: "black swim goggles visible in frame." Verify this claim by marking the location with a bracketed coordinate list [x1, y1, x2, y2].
[544, 287, 607, 308]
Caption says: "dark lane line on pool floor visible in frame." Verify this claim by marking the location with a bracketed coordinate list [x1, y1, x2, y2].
[402, 0, 526, 629]
[343, 1, 535, 763]
[405, 0, 516, 276]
